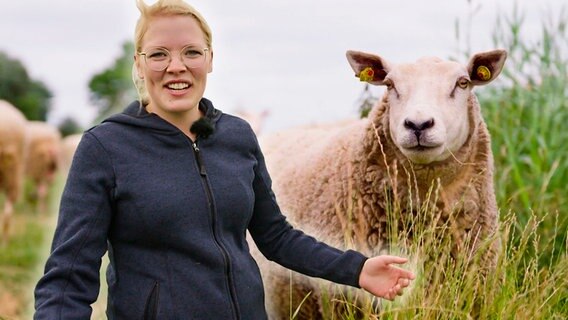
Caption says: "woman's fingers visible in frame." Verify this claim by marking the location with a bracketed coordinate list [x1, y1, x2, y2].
[398, 278, 410, 287]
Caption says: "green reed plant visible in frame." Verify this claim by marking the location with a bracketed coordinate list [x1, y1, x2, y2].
[476, 5, 568, 266]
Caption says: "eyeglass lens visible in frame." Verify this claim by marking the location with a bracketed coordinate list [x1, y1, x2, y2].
[143, 46, 207, 71]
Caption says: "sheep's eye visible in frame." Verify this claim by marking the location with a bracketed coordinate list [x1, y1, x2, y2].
[457, 78, 470, 89]
[384, 79, 395, 90]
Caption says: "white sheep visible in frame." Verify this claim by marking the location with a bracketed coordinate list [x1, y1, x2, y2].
[25, 121, 62, 213]
[60, 133, 82, 173]
[0, 100, 28, 245]
[257, 49, 506, 318]
[234, 108, 270, 135]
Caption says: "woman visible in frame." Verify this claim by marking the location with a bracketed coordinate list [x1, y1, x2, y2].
[34, 0, 414, 319]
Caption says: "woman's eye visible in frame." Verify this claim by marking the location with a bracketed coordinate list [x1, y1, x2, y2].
[384, 79, 394, 90]
[148, 51, 168, 60]
[184, 49, 203, 58]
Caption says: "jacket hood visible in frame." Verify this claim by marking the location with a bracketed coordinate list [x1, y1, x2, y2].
[103, 98, 223, 136]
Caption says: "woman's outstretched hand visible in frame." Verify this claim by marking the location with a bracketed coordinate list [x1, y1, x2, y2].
[359, 255, 415, 300]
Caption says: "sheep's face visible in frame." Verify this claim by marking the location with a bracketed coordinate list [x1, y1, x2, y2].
[346, 49, 507, 164]
[385, 59, 471, 164]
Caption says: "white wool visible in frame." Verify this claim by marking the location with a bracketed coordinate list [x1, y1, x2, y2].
[25, 121, 62, 213]
[0, 100, 28, 243]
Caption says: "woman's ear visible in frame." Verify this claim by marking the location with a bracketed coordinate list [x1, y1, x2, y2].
[134, 54, 144, 79]
[132, 61, 148, 104]
[207, 50, 214, 73]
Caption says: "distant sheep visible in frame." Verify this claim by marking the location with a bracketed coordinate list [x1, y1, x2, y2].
[0, 100, 28, 244]
[234, 108, 270, 135]
[25, 121, 62, 213]
[257, 50, 506, 318]
[60, 133, 82, 173]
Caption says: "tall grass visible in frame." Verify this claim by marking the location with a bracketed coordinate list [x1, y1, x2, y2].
[0, 175, 63, 319]
[313, 187, 567, 319]
[479, 4, 568, 267]
[375, 212, 567, 320]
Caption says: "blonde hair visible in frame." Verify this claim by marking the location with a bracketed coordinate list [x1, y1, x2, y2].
[132, 64, 149, 105]
[132, 0, 213, 105]
[134, 0, 212, 53]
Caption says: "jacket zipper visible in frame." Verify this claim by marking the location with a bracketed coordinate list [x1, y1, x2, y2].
[143, 281, 160, 320]
[191, 141, 241, 320]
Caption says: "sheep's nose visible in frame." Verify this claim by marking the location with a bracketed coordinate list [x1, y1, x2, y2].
[404, 118, 435, 132]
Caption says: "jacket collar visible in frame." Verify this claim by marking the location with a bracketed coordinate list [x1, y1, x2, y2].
[104, 98, 223, 138]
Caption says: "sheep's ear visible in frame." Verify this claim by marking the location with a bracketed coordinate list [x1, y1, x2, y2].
[467, 49, 507, 86]
[346, 50, 390, 85]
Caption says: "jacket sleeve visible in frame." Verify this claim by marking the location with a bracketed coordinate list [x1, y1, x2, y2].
[247, 137, 367, 288]
[34, 132, 115, 320]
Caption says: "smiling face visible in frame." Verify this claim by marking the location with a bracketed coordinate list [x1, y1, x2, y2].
[135, 15, 212, 127]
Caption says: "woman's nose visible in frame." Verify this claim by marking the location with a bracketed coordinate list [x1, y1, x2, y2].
[166, 55, 187, 72]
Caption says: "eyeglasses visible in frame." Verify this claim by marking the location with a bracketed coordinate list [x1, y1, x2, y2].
[138, 45, 209, 71]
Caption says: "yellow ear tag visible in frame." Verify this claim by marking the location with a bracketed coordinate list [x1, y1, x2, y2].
[359, 67, 375, 82]
[476, 65, 491, 81]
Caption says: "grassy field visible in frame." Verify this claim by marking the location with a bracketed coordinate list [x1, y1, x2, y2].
[0, 215, 49, 318]
[0, 178, 60, 319]
[1, 5, 567, 320]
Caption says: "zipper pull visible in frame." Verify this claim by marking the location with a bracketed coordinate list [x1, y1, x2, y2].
[192, 142, 207, 176]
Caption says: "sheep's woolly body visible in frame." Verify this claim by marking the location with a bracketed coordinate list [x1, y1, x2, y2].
[60, 133, 82, 173]
[258, 92, 499, 318]
[260, 119, 365, 247]
[25, 121, 62, 182]
[233, 109, 270, 135]
[0, 100, 28, 243]
[0, 101, 28, 201]
[25, 121, 62, 213]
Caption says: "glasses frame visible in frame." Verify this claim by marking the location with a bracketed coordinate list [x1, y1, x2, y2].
[138, 46, 210, 71]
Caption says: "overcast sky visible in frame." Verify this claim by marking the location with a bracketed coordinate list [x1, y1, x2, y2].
[0, 0, 564, 133]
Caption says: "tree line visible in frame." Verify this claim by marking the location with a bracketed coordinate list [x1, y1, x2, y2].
[0, 41, 136, 134]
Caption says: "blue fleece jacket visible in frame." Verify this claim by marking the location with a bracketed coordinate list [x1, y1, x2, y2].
[34, 99, 367, 320]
